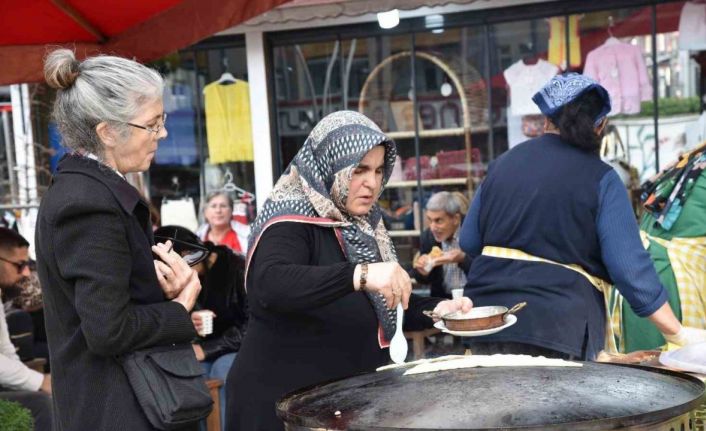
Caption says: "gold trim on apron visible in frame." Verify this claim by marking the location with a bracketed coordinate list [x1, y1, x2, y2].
[639, 231, 706, 329]
[481, 246, 619, 353]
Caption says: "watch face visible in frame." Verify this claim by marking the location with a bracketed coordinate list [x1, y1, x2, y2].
[360, 263, 368, 285]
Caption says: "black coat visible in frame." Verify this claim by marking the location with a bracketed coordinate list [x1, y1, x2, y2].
[36, 155, 197, 431]
[228, 222, 441, 431]
[197, 245, 248, 361]
[409, 228, 473, 299]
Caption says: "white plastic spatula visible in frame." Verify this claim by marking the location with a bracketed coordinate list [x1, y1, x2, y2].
[389, 303, 407, 364]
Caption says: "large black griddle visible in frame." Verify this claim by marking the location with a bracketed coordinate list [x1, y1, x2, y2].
[277, 362, 705, 430]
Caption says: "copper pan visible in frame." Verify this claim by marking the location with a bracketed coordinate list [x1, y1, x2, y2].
[425, 302, 527, 331]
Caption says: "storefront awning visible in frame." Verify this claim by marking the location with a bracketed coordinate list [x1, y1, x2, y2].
[0, 0, 292, 85]
[244, 0, 483, 26]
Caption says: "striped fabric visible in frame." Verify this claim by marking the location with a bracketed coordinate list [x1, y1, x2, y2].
[640, 231, 706, 329]
[441, 234, 467, 293]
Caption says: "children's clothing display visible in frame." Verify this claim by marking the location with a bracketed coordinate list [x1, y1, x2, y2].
[160, 197, 199, 232]
[583, 38, 652, 115]
[678, 1, 706, 51]
[547, 16, 582, 70]
[503, 59, 559, 116]
[204, 80, 254, 164]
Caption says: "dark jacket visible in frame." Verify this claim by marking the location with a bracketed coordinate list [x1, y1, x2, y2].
[409, 228, 472, 299]
[36, 155, 197, 431]
[229, 222, 441, 431]
[465, 134, 612, 359]
[197, 245, 248, 361]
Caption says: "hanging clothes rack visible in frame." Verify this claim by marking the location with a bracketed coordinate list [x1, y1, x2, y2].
[222, 168, 254, 202]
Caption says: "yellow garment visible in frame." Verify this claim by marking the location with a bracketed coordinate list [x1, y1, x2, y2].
[482, 246, 619, 353]
[204, 80, 254, 163]
[639, 231, 706, 329]
[548, 16, 582, 69]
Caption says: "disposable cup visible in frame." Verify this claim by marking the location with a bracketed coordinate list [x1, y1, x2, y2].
[194, 310, 214, 337]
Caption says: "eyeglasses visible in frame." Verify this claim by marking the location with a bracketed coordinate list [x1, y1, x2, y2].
[154, 235, 210, 267]
[126, 113, 167, 135]
[0, 256, 32, 274]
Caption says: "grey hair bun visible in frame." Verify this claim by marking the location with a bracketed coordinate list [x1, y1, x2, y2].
[44, 49, 81, 90]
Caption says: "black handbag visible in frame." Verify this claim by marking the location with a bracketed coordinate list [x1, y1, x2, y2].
[118, 344, 213, 430]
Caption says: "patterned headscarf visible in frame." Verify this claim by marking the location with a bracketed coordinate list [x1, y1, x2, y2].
[247, 111, 398, 347]
[532, 72, 611, 127]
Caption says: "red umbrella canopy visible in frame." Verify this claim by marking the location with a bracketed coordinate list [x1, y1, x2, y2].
[0, 0, 292, 85]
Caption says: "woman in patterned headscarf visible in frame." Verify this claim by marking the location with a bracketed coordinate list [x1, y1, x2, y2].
[226, 111, 471, 431]
[459, 73, 705, 360]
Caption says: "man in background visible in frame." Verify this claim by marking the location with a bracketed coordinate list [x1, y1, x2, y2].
[410, 191, 472, 299]
[0, 227, 52, 430]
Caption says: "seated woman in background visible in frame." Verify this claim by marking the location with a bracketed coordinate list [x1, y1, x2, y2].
[460, 73, 706, 360]
[154, 225, 248, 431]
[227, 111, 472, 431]
[196, 191, 249, 254]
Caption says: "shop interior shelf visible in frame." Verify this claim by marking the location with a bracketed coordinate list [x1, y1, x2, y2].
[386, 177, 468, 188]
[388, 230, 421, 238]
[386, 126, 488, 140]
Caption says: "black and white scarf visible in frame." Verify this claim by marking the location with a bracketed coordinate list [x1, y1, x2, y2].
[246, 111, 398, 346]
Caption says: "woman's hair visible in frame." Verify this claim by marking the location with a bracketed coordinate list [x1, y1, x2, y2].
[205, 191, 234, 210]
[426, 191, 465, 216]
[44, 49, 163, 157]
[551, 89, 606, 153]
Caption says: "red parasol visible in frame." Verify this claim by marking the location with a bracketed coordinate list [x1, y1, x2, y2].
[0, 0, 292, 85]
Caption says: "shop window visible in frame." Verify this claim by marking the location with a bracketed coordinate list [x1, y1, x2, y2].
[149, 43, 256, 230]
[490, 17, 555, 156]
[575, 7, 656, 186]
[273, 41, 344, 170]
[655, 2, 704, 170]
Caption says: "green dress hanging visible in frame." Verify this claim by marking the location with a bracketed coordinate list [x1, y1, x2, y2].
[622, 168, 706, 352]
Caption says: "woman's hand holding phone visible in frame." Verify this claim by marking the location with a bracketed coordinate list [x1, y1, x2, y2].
[152, 241, 202, 311]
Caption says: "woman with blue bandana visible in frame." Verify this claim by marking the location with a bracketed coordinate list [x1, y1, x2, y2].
[459, 73, 706, 360]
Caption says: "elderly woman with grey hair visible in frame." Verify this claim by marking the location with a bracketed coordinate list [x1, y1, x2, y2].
[35, 49, 202, 431]
[410, 191, 472, 300]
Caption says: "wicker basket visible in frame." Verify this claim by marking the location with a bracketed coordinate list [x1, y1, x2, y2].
[358, 50, 488, 189]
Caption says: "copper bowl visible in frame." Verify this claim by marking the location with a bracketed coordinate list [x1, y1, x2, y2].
[426, 302, 526, 331]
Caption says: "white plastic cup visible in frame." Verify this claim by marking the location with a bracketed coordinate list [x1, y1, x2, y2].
[451, 288, 464, 300]
[194, 310, 214, 337]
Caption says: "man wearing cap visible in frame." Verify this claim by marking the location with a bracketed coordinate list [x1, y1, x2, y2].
[459, 73, 706, 359]
[0, 227, 52, 430]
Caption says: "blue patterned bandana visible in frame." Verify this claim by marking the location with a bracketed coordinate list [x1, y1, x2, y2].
[532, 73, 611, 127]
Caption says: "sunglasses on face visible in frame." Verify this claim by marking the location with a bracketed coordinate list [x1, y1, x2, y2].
[153, 235, 210, 267]
[0, 256, 32, 274]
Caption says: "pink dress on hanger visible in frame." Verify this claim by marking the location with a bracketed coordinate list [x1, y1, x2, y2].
[583, 38, 652, 115]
